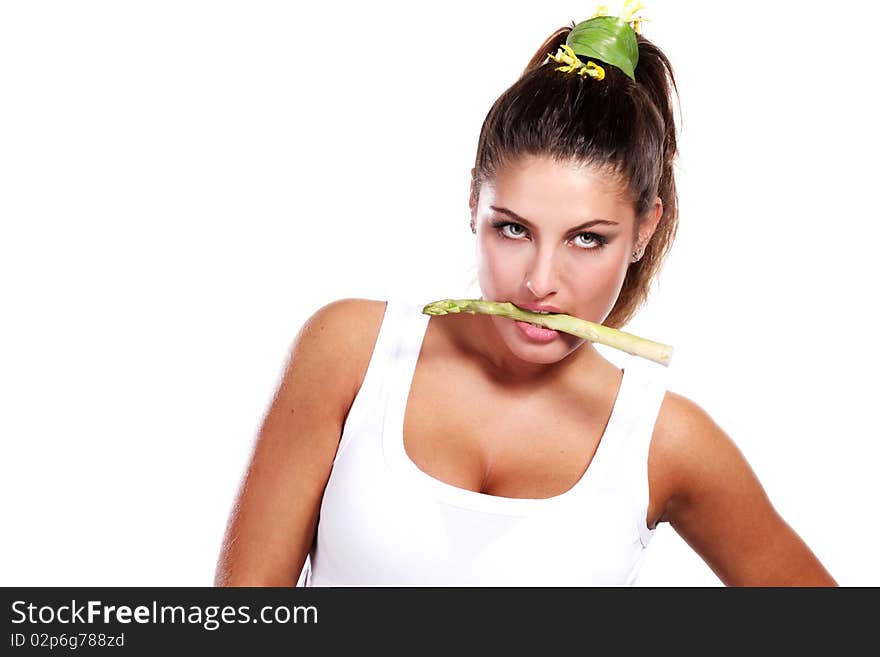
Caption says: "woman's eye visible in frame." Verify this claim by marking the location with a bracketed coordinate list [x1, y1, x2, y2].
[573, 233, 607, 249]
[494, 222, 527, 239]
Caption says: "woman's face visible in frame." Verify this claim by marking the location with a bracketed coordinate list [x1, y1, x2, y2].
[471, 153, 659, 365]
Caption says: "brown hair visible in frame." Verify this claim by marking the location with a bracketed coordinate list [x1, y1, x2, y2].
[470, 21, 680, 329]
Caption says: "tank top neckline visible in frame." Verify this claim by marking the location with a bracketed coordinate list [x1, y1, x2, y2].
[381, 299, 637, 516]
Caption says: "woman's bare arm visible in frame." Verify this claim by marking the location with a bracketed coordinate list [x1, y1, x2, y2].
[652, 392, 837, 587]
[213, 298, 382, 586]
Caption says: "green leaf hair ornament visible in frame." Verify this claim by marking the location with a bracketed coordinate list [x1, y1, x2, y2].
[547, 0, 647, 81]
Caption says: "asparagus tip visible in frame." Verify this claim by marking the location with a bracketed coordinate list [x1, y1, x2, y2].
[422, 300, 462, 316]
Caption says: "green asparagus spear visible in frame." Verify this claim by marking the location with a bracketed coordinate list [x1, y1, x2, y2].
[422, 298, 673, 367]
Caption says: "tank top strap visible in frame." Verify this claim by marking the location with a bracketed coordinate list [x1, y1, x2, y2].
[620, 361, 669, 547]
[332, 298, 423, 465]
[386, 298, 431, 370]
[380, 300, 430, 465]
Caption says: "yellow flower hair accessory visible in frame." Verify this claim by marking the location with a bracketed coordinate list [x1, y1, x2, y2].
[547, 44, 606, 80]
[547, 0, 649, 81]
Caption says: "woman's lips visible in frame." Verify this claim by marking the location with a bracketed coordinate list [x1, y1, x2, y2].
[514, 319, 559, 342]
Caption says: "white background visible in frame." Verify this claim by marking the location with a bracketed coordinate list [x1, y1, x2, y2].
[2, 1, 877, 586]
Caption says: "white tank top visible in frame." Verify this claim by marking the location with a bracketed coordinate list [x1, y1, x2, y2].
[302, 299, 667, 586]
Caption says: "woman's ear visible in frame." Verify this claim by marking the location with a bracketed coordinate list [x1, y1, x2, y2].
[639, 196, 663, 246]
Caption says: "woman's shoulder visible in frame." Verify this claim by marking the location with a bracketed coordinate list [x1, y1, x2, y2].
[653, 389, 716, 444]
[299, 297, 389, 407]
[649, 386, 753, 524]
[302, 296, 389, 351]
[306, 297, 387, 328]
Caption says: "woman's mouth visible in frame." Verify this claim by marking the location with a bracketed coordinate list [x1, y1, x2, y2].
[513, 319, 559, 342]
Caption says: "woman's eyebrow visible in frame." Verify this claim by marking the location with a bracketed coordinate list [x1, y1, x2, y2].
[489, 205, 619, 229]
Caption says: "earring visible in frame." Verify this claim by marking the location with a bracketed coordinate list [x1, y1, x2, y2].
[470, 218, 476, 234]
[631, 245, 644, 262]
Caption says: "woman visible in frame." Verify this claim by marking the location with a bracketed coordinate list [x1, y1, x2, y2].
[214, 8, 837, 586]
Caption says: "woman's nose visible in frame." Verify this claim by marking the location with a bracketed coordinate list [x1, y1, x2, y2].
[524, 251, 559, 297]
